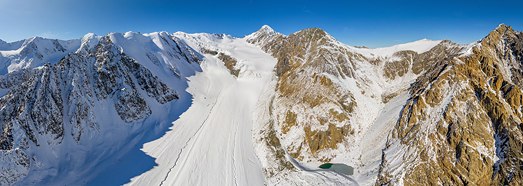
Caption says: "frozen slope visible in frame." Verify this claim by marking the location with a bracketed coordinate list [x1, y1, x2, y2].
[129, 36, 275, 185]
[348, 39, 442, 58]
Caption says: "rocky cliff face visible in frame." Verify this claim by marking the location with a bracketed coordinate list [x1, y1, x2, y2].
[265, 28, 361, 159]
[248, 27, 364, 174]
[0, 32, 200, 185]
[377, 24, 523, 186]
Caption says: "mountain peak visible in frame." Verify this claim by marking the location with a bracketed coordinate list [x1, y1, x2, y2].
[258, 25, 275, 34]
[23, 36, 43, 45]
[82, 33, 97, 41]
[295, 27, 326, 35]
[248, 25, 276, 37]
[491, 23, 515, 35]
[245, 25, 283, 47]
[77, 33, 100, 53]
[482, 24, 517, 45]
[496, 23, 512, 31]
[292, 28, 330, 39]
[289, 27, 335, 45]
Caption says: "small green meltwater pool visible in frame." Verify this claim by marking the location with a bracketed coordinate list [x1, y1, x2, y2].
[319, 163, 354, 175]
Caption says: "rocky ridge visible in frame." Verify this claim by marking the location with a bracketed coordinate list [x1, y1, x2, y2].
[378, 24, 523, 186]
[0, 32, 200, 185]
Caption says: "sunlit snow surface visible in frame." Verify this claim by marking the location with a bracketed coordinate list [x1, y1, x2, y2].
[349, 39, 442, 58]
[129, 35, 272, 185]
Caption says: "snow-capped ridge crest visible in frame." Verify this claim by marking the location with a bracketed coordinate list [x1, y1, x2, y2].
[19, 36, 49, 51]
[145, 31, 171, 38]
[0, 28, 203, 185]
[77, 33, 101, 53]
[82, 33, 97, 41]
[290, 27, 340, 45]
[292, 27, 327, 36]
[348, 38, 443, 58]
[246, 25, 281, 39]
[245, 25, 285, 50]
[259, 25, 275, 34]
[23, 36, 43, 45]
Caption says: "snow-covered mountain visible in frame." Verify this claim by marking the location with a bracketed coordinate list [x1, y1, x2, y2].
[0, 37, 81, 75]
[0, 32, 201, 185]
[1, 24, 522, 185]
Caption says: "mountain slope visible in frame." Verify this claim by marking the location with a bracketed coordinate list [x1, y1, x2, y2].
[0, 32, 200, 185]
[377, 24, 523, 185]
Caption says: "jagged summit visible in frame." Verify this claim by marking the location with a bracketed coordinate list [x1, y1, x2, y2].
[247, 25, 444, 60]
[81, 32, 97, 41]
[483, 23, 518, 42]
[77, 33, 100, 52]
[496, 23, 512, 31]
[246, 25, 279, 39]
[287, 27, 337, 45]
[491, 23, 515, 35]
[258, 25, 275, 34]
[245, 25, 284, 51]
[292, 27, 327, 36]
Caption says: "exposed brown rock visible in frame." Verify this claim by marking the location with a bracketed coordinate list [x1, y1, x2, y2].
[249, 27, 361, 162]
[217, 53, 240, 77]
[378, 24, 523, 186]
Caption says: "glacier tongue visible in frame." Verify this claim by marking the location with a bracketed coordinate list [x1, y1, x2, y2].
[128, 35, 274, 185]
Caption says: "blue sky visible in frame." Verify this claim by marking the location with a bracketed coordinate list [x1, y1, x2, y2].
[0, 0, 521, 47]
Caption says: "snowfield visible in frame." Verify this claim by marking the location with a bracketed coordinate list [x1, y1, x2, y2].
[129, 36, 274, 185]
[349, 39, 442, 58]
